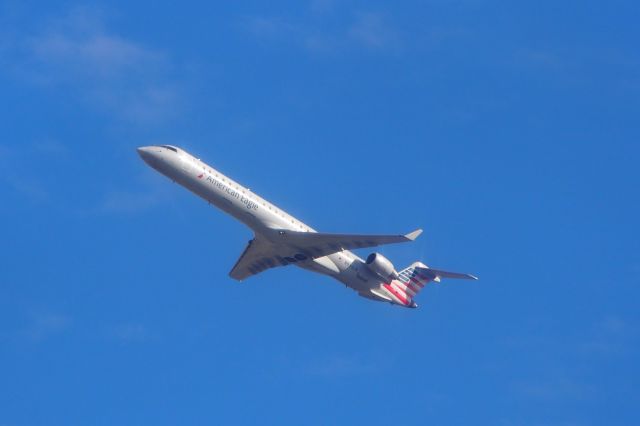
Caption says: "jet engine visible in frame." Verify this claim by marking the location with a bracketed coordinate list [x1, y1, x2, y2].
[365, 253, 399, 282]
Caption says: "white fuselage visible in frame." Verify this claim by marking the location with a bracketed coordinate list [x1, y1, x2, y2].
[137, 145, 384, 297]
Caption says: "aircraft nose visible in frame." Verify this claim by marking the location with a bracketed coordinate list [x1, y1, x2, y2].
[137, 146, 152, 156]
[137, 146, 160, 165]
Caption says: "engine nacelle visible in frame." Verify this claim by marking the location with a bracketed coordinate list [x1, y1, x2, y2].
[365, 253, 399, 282]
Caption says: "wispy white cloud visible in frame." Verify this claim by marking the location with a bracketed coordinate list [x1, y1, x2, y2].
[0, 144, 10, 160]
[579, 315, 637, 356]
[632, 257, 640, 276]
[92, 160, 179, 215]
[499, 417, 588, 426]
[4, 6, 182, 124]
[309, 0, 335, 15]
[0, 7, 185, 212]
[243, 16, 297, 40]
[515, 376, 596, 402]
[0, 139, 163, 213]
[29, 32, 161, 79]
[20, 312, 72, 342]
[0, 144, 176, 216]
[0, 141, 71, 204]
[347, 12, 399, 50]
[108, 323, 150, 343]
[31, 139, 70, 157]
[98, 189, 164, 214]
[302, 353, 384, 377]
[0, 143, 46, 204]
[514, 49, 566, 70]
[505, 315, 637, 408]
[599, 315, 628, 335]
[3, 175, 51, 204]
[241, 8, 402, 54]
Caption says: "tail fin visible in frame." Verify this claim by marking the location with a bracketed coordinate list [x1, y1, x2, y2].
[380, 262, 477, 307]
[393, 261, 477, 296]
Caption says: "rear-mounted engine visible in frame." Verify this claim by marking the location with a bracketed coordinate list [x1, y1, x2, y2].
[365, 253, 399, 282]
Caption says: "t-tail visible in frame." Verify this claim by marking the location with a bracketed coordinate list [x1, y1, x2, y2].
[380, 262, 478, 308]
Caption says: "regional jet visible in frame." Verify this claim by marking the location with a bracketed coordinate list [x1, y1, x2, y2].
[138, 145, 477, 308]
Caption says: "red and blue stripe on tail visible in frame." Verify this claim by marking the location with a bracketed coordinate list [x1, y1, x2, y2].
[381, 262, 478, 308]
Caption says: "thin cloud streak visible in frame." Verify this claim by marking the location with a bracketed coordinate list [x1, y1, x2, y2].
[20, 312, 72, 342]
[0, 143, 54, 204]
[301, 353, 386, 377]
[347, 12, 399, 50]
[98, 189, 164, 214]
[4, 6, 183, 124]
[93, 162, 181, 215]
[241, 9, 402, 54]
[108, 323, 151, 343]
[515, 377, 597, 402]
[29, 32, 162, 78]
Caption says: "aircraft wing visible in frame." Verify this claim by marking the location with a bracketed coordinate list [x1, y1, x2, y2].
[229, 229, 422, 281]
[275, 228, 423, 258]
[229, 237, 281, 281]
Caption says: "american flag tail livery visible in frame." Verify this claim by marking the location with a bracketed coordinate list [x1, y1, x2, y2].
[382, 262, 478, 308]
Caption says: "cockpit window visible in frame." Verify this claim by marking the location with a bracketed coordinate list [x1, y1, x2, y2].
[160, 145, 178, 152]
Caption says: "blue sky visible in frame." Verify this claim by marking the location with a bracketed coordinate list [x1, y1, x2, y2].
[1, 1, 638, 425]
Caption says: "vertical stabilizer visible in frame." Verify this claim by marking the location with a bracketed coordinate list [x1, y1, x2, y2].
[383, 262, 477, 306]
[390, 262, 434, 299]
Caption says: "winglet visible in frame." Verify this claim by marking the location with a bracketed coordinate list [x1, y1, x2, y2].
[404, 229, 423, 241]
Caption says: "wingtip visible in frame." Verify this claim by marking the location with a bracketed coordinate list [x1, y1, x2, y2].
[404, 228, 423, 241]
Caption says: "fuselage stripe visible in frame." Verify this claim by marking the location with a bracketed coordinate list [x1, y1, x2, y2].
[395, 281, 417, 296]
[384, 283, 409, 305]
[392, 281, 415, 297]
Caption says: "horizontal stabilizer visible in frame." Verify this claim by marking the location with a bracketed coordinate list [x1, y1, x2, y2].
[416, 267, 478, 281]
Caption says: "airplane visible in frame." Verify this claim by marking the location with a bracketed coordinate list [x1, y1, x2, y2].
[137, 145, 477, 308]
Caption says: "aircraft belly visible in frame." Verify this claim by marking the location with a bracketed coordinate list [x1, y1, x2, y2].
[331, 257, 381, 294]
